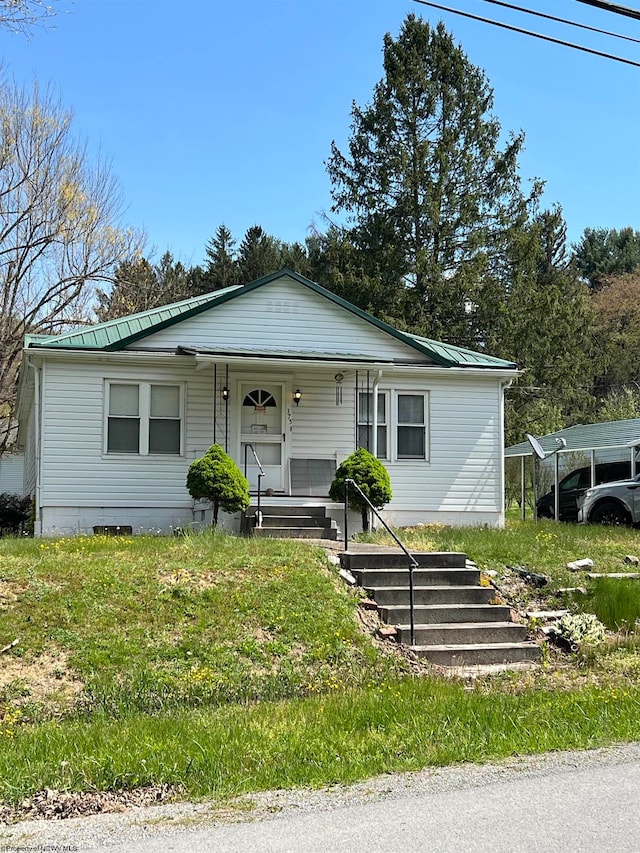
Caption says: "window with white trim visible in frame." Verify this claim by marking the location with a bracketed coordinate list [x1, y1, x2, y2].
[357, 392, 388, 459]
[106, 382, 182, 455]
[396, 393, 427, 460]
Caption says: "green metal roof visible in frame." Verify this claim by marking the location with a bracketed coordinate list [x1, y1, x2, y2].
[404, 333, 517, 369]
[25, 269, 518, 370]
[24, 285, 241, 350]
[505, 419, 640, 457]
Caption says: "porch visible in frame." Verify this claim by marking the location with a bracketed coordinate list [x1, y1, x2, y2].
[180, 351, 391, 498]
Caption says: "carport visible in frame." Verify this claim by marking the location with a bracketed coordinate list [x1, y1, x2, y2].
[505, 418, 640, 521]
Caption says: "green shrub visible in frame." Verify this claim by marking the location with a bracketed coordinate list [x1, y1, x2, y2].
[329, 448, 392, 531]
[186, 445, 250, 524]
[0, 493, 31, 536]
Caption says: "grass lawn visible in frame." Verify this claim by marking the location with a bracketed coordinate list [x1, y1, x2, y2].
[1, 522, 640, 807]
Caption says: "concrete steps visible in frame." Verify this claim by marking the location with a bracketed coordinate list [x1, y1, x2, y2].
[243, 505, 338, 541]
[341, 550, 540, 669]
[372, 586, 495, 606]
[414, 642, 539, 668]
[381, 603, 513, 624]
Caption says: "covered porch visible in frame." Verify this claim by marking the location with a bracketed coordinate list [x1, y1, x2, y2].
[179, 346, 395, 499]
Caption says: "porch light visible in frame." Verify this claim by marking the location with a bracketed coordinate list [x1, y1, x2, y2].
[222, 386, 230, 401]
[293, 389, 302, 406]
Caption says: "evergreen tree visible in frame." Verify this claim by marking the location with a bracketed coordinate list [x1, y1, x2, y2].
[329, 448, 392, 532]
[326, 14, 537, 345]
[202, 224, 241, 291]
[573, 227, 640, 289]
[237, 225, 282, 282]
[95, 258, 158, 321]
[154, 251, 191, 304]
[96, 252, 194, 322]
[499, 208, 595, 444]
[186, 444, 250, 525]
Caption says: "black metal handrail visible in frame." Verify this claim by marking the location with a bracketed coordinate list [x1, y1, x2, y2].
[244, 443, 265, 528]
[343, 478, 419, 646]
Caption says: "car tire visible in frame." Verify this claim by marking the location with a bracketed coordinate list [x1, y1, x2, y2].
[589, 500, 631, 526]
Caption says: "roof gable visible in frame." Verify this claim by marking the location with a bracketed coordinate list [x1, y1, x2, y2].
[26, 269, 517, 370]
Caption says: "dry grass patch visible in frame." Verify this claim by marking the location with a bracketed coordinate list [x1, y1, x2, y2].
[0, 649, 83, 709]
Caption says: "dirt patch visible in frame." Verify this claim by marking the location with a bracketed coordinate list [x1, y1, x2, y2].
[0, 784, 180, 824]
[0, 649, 83, 706]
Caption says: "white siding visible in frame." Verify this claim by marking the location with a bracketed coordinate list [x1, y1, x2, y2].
[0, 453, 25, 494]
[23, 407, 37, 498]
[39, 358, 216, 511]
[136, 277, 429, 363]
[286, 368, 355, 462]
[33, 355, 506, 534]
[382, 373, 503, 518]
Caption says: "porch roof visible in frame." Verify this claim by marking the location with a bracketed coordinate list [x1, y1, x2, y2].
[178, 345, 411, 366]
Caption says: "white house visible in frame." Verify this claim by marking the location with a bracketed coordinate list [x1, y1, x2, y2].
[15, 269, 519, 537]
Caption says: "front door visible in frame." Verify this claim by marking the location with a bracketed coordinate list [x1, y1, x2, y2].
[239, 383, 286, 492]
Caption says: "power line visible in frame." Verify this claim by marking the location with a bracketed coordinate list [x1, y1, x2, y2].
[411, 0, 640, 67]
[480, 0, 640, 44]
[573, 0, 640, 21]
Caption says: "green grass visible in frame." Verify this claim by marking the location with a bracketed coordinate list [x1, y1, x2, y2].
[1, 678, 639, 803]
[2, 521, 640, 805]
[0, 530, 407, 717]
[578, 577, 640, 632]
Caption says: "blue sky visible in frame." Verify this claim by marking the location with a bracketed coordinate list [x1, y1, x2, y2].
[2, 0, 639, 266]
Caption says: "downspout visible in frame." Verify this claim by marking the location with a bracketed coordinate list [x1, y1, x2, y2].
[29, 357, 42, 536]
[500, 378, 513, 526]
[371, 370, 383, 531]
[372, 370, 382, 458]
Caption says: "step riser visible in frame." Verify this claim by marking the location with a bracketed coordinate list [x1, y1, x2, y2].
[381, 605, 512, 624]
[342, 552, 467, 570]
[253, 528, 337, 540]
[397, 624, 528, 645]
[371, 587, 494, 606]
[261, 517, 331, 528]
[354, 569, 480, 587]
[415, 645, 541, 667]
[247, 506, 328, 517]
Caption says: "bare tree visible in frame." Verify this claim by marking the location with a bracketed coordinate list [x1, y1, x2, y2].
[0, 0, 64, 36]
[0, 82, 141, 450]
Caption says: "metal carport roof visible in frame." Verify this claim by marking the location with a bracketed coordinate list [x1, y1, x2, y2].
[505, 418, 640, 458]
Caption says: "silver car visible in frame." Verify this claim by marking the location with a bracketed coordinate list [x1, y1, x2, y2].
[578, 474, 640, 525]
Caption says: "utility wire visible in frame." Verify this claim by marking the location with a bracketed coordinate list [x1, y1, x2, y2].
[480, 0, 640, 44]
[411, 0, 640, 67]
[573, 0, 640, 21]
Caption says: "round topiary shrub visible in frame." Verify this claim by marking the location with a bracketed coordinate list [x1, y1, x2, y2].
[187, 444, 250, 525]
[329, 447, 392, 531]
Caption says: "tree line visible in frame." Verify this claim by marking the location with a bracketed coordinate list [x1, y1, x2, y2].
[2, 11, 640, 452]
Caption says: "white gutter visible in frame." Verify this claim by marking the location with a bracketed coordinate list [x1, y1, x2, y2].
[25, 346, 520, 379]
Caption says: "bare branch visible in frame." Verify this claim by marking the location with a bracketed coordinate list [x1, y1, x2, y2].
[0, 81, 142, 450]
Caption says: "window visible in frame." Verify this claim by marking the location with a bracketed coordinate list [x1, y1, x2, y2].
[107, 382, 182, 455]
[357, 392, 388, 459]
[396, 393, 427, 460]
